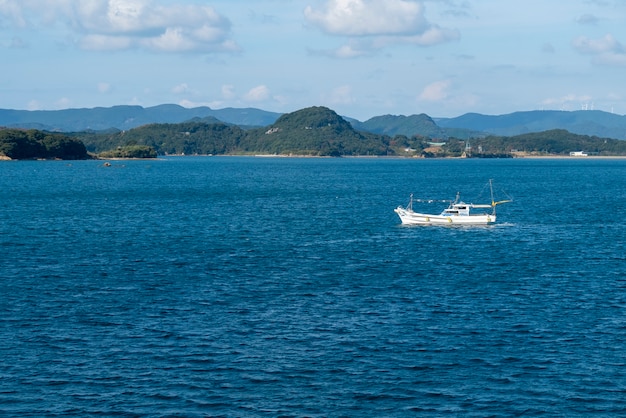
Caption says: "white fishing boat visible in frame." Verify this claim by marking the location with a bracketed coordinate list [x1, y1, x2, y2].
[394, 180, 511, 225]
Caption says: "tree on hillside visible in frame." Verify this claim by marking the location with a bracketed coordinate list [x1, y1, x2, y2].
[0, 129, 89, 159]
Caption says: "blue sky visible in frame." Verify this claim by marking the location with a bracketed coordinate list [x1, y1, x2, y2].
[1, 0, 625, 120]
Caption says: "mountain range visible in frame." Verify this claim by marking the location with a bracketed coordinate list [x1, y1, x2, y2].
[1, 104, 625, 140]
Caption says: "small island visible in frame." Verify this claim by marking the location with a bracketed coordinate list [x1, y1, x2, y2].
[97, 145, 157, 159]
[0, 128, 157, 160]
[0, 128, 90, 160]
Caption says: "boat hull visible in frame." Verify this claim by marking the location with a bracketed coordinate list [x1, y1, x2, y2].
[394, 207, 495, 225]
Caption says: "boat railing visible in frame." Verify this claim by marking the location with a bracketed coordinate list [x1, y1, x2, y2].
[404, 194, 455, 212]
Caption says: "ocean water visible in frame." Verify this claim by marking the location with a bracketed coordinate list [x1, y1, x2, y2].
[1, 157, 625, 417]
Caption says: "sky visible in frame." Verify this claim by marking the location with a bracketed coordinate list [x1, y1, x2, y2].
[1, 0, 625, 120]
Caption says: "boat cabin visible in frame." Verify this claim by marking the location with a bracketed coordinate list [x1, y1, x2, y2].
[441, 202, 493, 217]
[442, 203, 470, 216]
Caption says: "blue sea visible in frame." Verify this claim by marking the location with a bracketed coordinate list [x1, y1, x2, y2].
[1, 157, 625, 417]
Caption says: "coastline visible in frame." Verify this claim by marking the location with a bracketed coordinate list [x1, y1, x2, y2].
[512, 155, 626, 159]
[3, 153, 626, 161]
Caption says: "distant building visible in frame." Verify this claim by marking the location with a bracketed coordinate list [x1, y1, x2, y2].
[569, 151, 588, 157]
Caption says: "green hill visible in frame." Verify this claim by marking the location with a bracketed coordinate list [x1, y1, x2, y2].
[76, 121, 248, 155]
[485, 129, 626, 155]
[7, 105, 626, 160]
[3, 104, 626, 141]
[243, 106, 390, 156]
[50, 106, 626, 158]
[76, 106, 392, 156]
[0, 128, 89, 160]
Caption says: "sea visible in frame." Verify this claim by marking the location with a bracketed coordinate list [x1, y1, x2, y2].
[1, 156, 625, 417]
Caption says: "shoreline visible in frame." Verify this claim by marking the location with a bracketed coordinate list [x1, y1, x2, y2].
[160, 154, 626, 160]
[3, 153, 626, 161]
[511, 155, 626, 160]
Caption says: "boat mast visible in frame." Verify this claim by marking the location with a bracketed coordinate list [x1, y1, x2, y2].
[489, 179, 496, 216]
[489, 179, 513, 215]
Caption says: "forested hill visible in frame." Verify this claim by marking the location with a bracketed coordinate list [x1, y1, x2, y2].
[245, 106, 390, 156]
[0, 128, 89, 160]
[76, 122, 249, 156]
[459, 129, 626, 156]
[76, 106, 392, 156]
[71, 107, 626, 157]
[4, 107, 626, 159]
[3, 104, 626, 140]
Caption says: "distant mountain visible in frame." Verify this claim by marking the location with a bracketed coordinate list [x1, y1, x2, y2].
[0, 104, 282, 132]
[2, 104, 626, 141]
[7, 107, 626, 158]
[436, 110, 626, 140]
[351, 113, 485, 140]
[352, 114, 443, 137]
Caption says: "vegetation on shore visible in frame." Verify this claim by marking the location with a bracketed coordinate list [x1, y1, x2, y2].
[72, 107, 626, 157]
[395, 129, 626, 158]
[0, 128, 158, 160]
[3, 106, 626, 160]
[0, 128, 89, 160]
[97, 145, 158, 159]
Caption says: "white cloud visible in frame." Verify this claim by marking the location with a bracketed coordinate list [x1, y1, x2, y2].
[244, 85, 271, 102]
[308, 40, 374, 58]
[146, 28, 193, 52]
[172, 83, 190, 94]
[0, 1, 28, 27]
[0, 0, 239, 53]
[331, 43, 368, 58]
[98, 82, 113, 93]
[221, 85, 236, 100]
[598, 53, 626, 66]
[179, 99, 212, 108]
[572, 34, 626, 66]
[572, 34, 621, 54]
[54, 97, 72, 109]
[305, 0, 428, 36]
[418, 80, 451, 101]
[304, 0, 459, 56]
[326, 85, 355, 105]
[128, 96, 143, 106]
[80, 34, 133, 50]
[541, 94, 593, 110]
[27, 100, 41, 111]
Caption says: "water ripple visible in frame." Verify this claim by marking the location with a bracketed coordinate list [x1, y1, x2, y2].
[1, 158, 626, 416]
